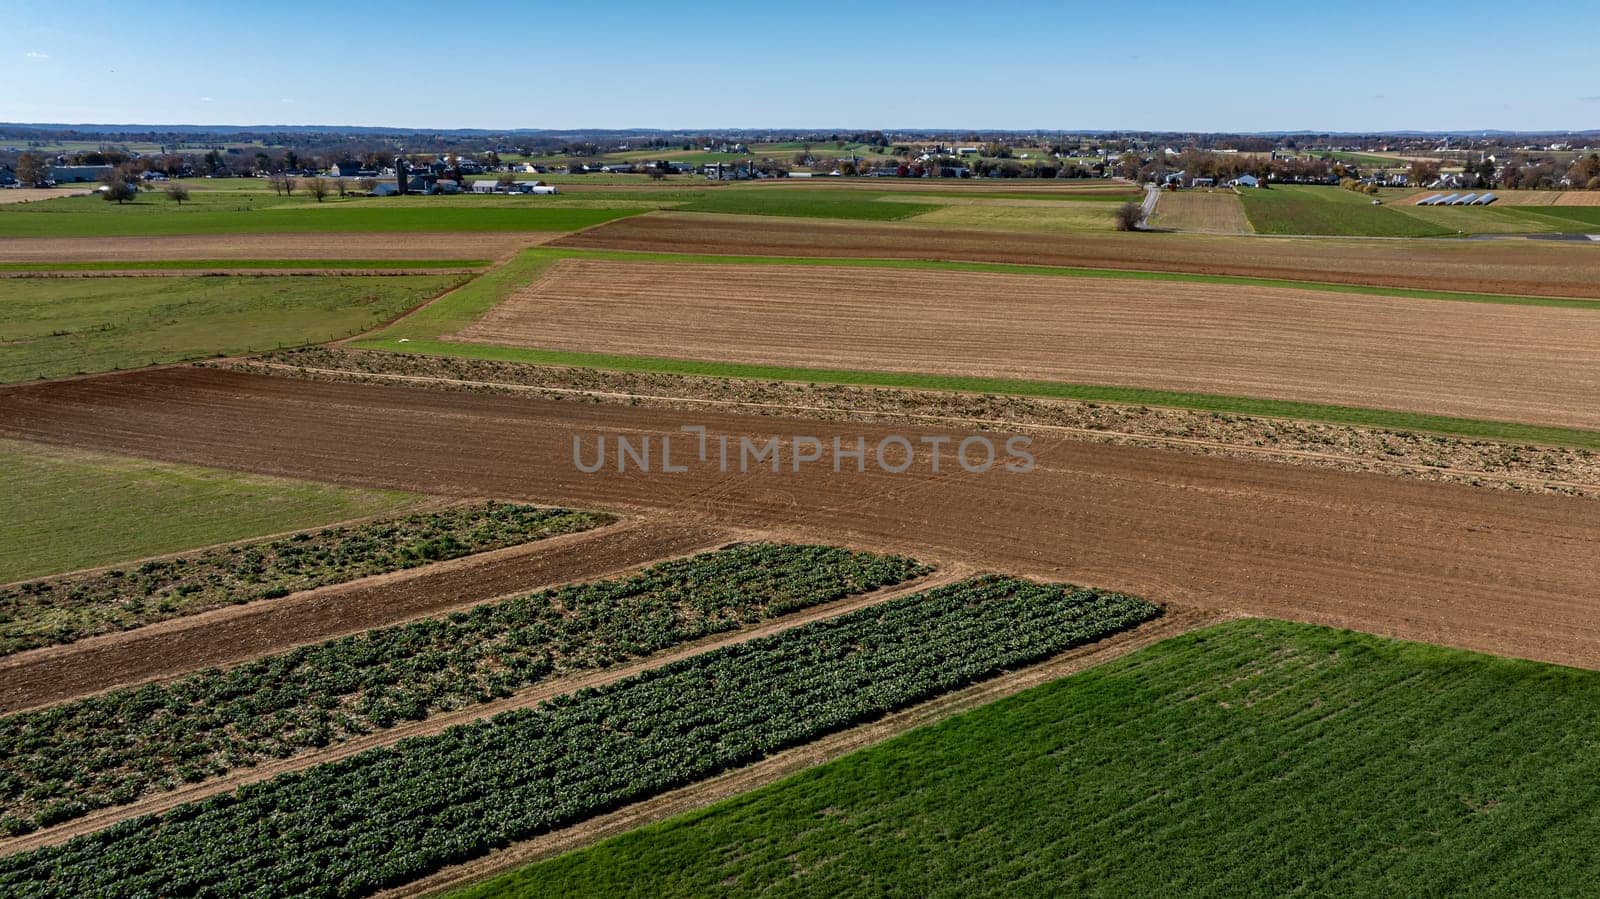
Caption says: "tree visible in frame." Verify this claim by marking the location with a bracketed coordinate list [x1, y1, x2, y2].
[100, 175, 136, 204]
[1114, 201, 1143, 231]
[164, 183, 191, 205]
[497, 171, 517, 189]
[16, 153, 50, 187]
[357, 177, 377, 194]
[1407, 159, 1440, 186]
[303, 177, 330, 202]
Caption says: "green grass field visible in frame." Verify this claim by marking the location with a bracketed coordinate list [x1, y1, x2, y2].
[0, 439, 417, 582]
[900, 200, 1117, 232]
[1239, 185, 1455, 237]
[0, 197, 639, 237]
[1391, 204, 1565, 235]
[674, 189, 940, 221]
[0, 273, 462, 381]
[1516, 206, 1600, 229]
[0, 259, 486, 272]
[458, 619, 1600, 898]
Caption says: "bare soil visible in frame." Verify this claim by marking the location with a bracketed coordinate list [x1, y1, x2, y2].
[0, 518, 725, 713]
[454, 258, 1600, 430]
[553, 211, 1600, 298]
[219, 350, 1600, 497]
[2, 368, 1597, 671]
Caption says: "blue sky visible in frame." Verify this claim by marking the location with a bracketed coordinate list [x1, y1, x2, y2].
[5, 0, 1598, 132]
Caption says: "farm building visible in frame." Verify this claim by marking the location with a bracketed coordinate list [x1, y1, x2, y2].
[372, 183, 400, 196]
[470, 180, 501, 193]
[513, 182, 559, 195]
[48, 164, 114, 183]
[1230, 175, 1260, 188]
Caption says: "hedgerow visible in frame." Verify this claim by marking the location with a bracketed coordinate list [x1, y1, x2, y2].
[0, 543, 925, 834]
[0, 502, 608, 656]
[0, 576, 1157, 897]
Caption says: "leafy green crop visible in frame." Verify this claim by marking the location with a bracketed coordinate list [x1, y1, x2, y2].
[0, 576, 1156, 897]
[0, 544, 925, 833]
[0, 502, 607, 655]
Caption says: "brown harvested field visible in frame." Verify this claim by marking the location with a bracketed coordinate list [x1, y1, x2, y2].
[454, 258, 1600, 430]
[1149, 190, 1253, 233]
[553, 211, 1600, 298]
[2, 367, 1598, 670]
[1555, 192, 1600, 206]
[0, 518, 726, 713]
[0, 231, 556, 264]
[0, 188, 93, 205]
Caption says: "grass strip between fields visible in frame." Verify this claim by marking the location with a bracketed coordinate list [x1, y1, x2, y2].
[0, 260, 490, 272]
[349, 248, 1600, 450]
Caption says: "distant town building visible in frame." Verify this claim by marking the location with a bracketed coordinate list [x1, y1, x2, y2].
[48, 165, 114, 183]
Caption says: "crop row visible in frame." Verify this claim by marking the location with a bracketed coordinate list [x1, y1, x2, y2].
[0, 501, 610, 656]
[0, 576, 1159, 898]
[0, 543, 924, 834]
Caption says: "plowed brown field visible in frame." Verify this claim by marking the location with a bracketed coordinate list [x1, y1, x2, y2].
[0, 232, 555, 263]
[454, 259, 1600, 430]
[553, 212, 1600, 297]
[2, 368, 1597, 669]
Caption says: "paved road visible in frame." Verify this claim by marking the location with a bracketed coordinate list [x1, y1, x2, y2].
[1139, 184, 1159, 227]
